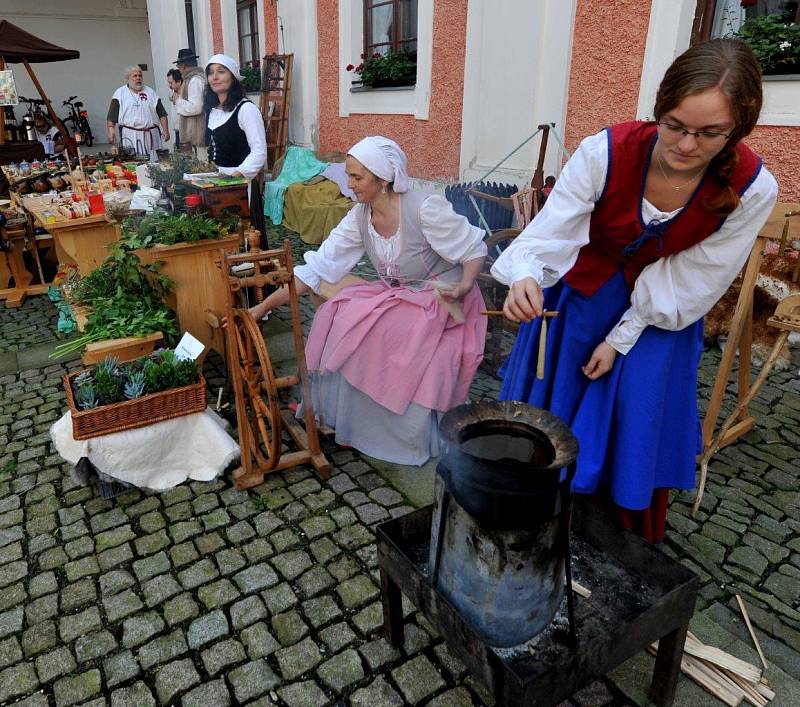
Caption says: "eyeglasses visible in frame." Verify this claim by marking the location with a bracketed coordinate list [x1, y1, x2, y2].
[657, 121, 733, 143]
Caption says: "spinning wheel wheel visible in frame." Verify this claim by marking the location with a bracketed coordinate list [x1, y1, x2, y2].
[218, 239, 330, 489]
[228, 308, 281, 477]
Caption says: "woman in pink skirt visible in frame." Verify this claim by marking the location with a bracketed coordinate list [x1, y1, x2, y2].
[249, 136, 487, 464]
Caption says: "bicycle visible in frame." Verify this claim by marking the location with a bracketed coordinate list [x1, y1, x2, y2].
[61, 95, 94, 147]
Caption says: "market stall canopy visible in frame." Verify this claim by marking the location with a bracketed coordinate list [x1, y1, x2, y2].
[0, 20, 80, 63]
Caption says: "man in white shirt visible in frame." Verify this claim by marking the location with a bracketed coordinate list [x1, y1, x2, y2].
[170, 49, 208, 159]
[106, 66, 169, 160]
[33, 113, 63, 155]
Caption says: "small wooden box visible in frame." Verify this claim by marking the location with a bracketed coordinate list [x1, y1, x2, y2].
[184, 183, 250, 219]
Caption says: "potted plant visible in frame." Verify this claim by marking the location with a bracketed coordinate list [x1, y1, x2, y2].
[348, 51, 417, 88]
[737, 12, 800, 76]
[64, 350, 207, 439]
[241, 60, 262, 93]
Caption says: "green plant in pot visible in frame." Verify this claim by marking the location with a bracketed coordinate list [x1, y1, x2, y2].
[348, 51, 417, 88]
[736, 12, 800, 75]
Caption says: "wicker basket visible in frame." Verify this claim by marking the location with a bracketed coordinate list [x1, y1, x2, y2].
[64, 370, 207, 440]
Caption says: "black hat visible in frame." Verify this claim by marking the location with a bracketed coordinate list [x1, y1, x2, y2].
[174, 48, 199, 64]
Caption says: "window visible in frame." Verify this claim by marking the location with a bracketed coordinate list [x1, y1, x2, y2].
[237, 0, 260, 66]
[364, 0, 418, 57]
[693, 0, 799, 43]
[185, 0, 197, 56]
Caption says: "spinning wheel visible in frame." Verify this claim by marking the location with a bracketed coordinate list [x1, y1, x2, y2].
[218, 239, 330, 489]
[227, 307, 281, 474]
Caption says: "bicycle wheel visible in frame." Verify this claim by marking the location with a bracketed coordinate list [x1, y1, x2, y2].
[79, 117, 93, 147]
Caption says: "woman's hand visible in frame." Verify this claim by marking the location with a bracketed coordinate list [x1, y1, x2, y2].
[582, 342, 617, 380]
[437, 281, 470, 303]
[503, 277, 544, 322]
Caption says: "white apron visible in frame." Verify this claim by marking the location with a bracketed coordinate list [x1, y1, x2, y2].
[114, 84, 163, 159]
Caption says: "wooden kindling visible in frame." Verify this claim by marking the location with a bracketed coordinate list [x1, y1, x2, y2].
[648, 627, 773, 706]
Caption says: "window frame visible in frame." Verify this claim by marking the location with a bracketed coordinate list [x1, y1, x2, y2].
[237, 0, 260, 66]
[363, 0, 418, 57]
[691, 0, 800, 44]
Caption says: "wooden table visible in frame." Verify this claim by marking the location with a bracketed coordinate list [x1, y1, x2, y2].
[135, 234, 241, 356]
[0, 219, 50, 307]
[28, 210, 119, 277]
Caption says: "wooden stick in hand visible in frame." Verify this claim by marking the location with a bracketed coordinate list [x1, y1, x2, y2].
[481, 310, 560, 317]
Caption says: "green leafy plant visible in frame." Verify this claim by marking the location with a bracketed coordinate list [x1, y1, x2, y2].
[241, 60, 261, 92]
[348, 51, 417, 88]
[93, 368, 123, 405]
[69, 350, 200, 410]
[77, 383, 98, 410]
[121, 212, 231, 249]
[146, 152, 216, 190]
[123, 370, 146, 400]
[737, 13, 800, 75]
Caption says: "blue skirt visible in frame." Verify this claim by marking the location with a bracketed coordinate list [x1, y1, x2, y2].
[499, 271, 702, 511]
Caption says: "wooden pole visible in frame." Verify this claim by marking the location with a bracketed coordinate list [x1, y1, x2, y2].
[736, 594, 768, 672]
[21, 58, 77, 157]
[0, 57, 6, 145]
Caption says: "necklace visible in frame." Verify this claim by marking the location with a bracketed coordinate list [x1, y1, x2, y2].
[655, 150, 704, 191]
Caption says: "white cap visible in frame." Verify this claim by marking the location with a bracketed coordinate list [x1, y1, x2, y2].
[205, 54, 244, 81]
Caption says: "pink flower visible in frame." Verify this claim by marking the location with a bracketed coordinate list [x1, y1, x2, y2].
[356, 63, 363, 72]
[346, 64, 355, 71]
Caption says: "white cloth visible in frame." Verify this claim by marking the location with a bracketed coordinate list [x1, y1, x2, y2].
[174, 74, 205, 117]
[207, 101, 267, 179]
[295, 194, 487, 294]
[35, 126, 59, 154]
[490, 130, 778, 354]
[51, 408, 240, 491]
[347, 136, 410, 193]
[205, 53, 244, 80]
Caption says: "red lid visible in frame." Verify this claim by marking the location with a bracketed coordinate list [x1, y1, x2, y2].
[185, 194, 202, 206]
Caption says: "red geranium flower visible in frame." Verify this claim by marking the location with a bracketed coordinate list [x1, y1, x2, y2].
[346, 64, 354, 71]
[360, 53, 367, 59]
[373, 52, 381, 58]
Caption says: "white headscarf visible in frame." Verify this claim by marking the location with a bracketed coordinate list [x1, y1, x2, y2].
[205, 54, 244, 81]
[347, 136, 410, 193]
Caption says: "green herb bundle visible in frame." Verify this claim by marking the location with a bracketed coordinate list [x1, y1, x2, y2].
[52, 247, 177, 359]
[145, 153, 215, 190]
[71, 350, 200, 410]
[120, 212, 232, 249]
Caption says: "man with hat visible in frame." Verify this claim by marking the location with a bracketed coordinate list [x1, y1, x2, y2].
[170, 48, 208, 158]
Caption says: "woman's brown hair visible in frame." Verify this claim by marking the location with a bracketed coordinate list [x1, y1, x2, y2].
[654, 38, 763, 215]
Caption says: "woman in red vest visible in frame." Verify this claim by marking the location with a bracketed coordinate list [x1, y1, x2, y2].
[492, 39, 778, 543]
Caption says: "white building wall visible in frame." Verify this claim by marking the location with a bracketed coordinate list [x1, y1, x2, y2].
[276, 0, 319, 148]
[459, 0, 576, 186]
[3, 0, 156, 145]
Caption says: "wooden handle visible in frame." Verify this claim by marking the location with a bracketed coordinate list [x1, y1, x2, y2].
[481, 310, 559, 317]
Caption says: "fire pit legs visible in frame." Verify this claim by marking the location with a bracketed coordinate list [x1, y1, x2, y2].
[380, 566, 404, 647]
[649, 621, 690, 707]
[560, 463, 578, 649]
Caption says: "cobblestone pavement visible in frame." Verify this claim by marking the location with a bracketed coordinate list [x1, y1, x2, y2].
[0, 295, 64, 354]
[0, 226, 798, 706]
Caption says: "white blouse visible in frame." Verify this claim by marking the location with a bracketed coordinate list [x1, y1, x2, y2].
[294, 194, 488, 294]
[207, 100, 267, 179]
[490, 130, 778, 354]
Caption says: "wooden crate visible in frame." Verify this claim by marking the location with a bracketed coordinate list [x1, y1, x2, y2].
[183, 182, 249, 219]
[81, 332, 163, 365]
[135, 234, 240, 356]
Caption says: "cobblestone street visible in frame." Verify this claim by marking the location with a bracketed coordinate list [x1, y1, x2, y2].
[0, 228, 798, 706]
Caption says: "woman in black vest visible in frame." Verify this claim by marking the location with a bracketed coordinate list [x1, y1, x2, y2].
[204, 54, 267, 238]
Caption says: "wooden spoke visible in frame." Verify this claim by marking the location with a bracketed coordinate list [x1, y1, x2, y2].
[230, 308, 282, 470]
